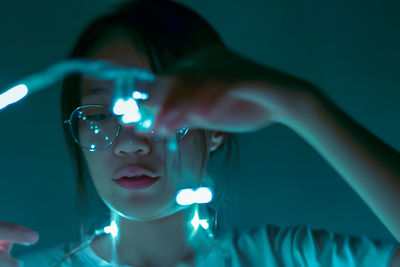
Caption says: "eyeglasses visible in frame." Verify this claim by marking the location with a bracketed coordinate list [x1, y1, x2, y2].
[64, 104, 189, 151]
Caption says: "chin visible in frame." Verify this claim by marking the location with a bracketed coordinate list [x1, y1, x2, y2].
[103, 198, 188, 222]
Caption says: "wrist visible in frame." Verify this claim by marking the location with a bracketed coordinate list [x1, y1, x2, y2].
[275, 84, 325, 129]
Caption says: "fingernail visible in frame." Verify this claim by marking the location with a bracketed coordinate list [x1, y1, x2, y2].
[24, 231, 38, 243]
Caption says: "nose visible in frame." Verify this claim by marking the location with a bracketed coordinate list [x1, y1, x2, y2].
[112, 124, 151, 156]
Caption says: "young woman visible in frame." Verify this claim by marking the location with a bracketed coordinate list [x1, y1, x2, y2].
[1, 0, 400, 266]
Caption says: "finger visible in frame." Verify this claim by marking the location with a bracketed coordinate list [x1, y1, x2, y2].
[158, 102, 188, 126]
[0, 250, 20, 267]
[137, 78, 170, 107]
[152, 109, 186, 138]
[0, 222, 39, 245]
[0, 241, 13, 253]
[164, 111, 189, 133]
[157, 85, 215, 125]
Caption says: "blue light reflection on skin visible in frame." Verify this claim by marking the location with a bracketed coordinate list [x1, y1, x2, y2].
[101, 187, 214, 239]
[191, 208, 210, 231]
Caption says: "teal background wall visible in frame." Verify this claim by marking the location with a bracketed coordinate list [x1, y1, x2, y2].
[0, 0, 399, 255]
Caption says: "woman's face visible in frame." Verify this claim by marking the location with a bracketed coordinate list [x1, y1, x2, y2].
[79, 33, 223, 221]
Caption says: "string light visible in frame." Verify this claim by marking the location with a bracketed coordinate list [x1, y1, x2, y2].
[176, 187, 213, 205]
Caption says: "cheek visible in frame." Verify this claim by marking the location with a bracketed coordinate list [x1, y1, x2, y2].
[82, 150, 110, 181]
[177, 135, 208, 182]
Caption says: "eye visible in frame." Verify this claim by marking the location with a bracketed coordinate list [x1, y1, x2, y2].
[86, 113, 111, 121]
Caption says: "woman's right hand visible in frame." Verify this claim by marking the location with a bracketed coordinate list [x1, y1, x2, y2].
[0, 221, 39, 267]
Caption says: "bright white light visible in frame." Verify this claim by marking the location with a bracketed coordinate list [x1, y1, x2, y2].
[190, 209, 209, 231]
[104, 221, 119, 238]
[141, 119, 152, 129]
[195, 187, 213, 204]
[0, 84, 28, 110]
[112, 98, 141, 124]
[132, 91, 148, 100]
[176, 187, 213, 206]
[113, 99, 138, 115]
[121, 112, 141, 124]
[176, 189, 195, 205]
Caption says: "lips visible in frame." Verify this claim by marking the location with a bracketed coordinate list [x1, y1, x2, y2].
[114, 176, 160, 190]
[113, 165, 159, 181]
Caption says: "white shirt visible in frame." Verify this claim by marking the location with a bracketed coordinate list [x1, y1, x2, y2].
[15, 224, 400, 266]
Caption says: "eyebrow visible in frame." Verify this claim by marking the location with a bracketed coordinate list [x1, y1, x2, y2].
[82, 87, 112, 98]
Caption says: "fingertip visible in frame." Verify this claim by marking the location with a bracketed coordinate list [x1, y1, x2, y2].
[24, 231, 39, 244]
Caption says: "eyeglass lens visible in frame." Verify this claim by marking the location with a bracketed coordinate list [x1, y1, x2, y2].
[70, 105, 189, 151]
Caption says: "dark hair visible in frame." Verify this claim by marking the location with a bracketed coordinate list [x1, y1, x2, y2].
[61, 0, 239, 235]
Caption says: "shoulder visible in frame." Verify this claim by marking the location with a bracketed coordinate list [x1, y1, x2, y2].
[220, 224, 400, 266]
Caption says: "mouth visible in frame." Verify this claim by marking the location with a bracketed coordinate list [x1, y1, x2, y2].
[113, 175, 160, 190]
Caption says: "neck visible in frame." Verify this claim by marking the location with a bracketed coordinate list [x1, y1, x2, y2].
[90, 208, 197, 267]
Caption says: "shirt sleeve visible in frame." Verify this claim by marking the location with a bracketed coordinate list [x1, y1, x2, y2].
[227, 224, 400, 267]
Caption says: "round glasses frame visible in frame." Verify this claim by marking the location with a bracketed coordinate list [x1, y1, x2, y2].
[64, 104, 190, 151]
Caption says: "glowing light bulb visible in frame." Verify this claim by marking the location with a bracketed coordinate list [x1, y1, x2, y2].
[112, 98, 141, 124]
[141, 119, 152, 129]
[104, 221, 119, 238]
[190, 209, 209, 231]
[121, 112, 141, 124]
[176, 187, 213, 205]
[132, 91, 148, 100]
[0, 84, 28, 110]
[195, 187, 213, 204]
[176, 189, 195, 206]
[112, 99, 127, 115]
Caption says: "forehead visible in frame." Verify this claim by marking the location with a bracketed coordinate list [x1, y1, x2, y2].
[81, 34, 152, 101]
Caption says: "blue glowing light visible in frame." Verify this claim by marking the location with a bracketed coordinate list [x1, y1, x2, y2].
[176, 187, 213, 206]
[190, 209, 209, 231]
[112, 98, 141, 124]
[132, 91, 148, 100]
[168, 138, 178, 152]
[141, 119, 152, 129]
[104, 221, 119, 238]
[0, 84, 28, 110]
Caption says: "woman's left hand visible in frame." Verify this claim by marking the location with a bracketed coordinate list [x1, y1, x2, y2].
[143, 45, 318, 136]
